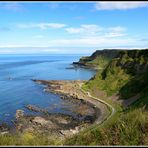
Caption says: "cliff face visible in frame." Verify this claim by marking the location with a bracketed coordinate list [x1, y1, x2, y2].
[102, 49, 148, 78]
[73, 49, 121, 69]
[90, 49, 121, 60]
[82, 49, 148, 105]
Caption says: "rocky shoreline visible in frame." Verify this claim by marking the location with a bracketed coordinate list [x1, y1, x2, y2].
[0, 79, 109, 140]
[32, 80, 109, 132]
[72, 62, 99, 70]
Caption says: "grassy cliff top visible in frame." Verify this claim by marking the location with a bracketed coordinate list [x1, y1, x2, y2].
[83, 49, 148, 101]
[74, 49, 148, 70]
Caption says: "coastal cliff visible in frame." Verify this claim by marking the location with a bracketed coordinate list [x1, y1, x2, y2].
[65, 49, 148, 145]
[83, 49, 148, 102]
[73, 49, 121, 69]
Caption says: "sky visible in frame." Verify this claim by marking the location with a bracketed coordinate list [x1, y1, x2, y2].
[0, 1, 148, 54]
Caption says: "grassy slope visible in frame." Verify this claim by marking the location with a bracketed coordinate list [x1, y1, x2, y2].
[64, 84, 148, 145]
[64, 49, 148, 145]
[75, 49, 120, 69]
[0, 132, 63, 145]
[81, 56, 111, 69]
[64, 107, 147, 145]
[83, 49, 148, 98]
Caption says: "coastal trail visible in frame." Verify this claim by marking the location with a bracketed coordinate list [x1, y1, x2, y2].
[79, 83, 116, 126]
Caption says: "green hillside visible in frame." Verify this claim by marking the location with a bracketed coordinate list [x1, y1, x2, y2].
[73, 49, 121, 69]
[83, 49, 148, 99]
[65, 49, 148, 145]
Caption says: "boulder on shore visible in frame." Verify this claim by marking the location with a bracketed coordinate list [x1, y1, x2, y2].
[16, 110, 24, 120]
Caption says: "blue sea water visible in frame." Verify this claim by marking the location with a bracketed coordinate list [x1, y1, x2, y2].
[0, 54, 96, 125]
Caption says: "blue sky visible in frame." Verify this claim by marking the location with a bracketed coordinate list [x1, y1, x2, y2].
[0, 1, 148, 54]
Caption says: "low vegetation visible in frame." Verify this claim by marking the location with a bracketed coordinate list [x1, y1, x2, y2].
[65, 106, 148, 145]
[0, 132, 62, 145]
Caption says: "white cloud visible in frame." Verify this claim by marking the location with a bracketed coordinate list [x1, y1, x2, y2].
[108, 26, 126, 32]
[18, 23, 67, 30]
[48, 36, 133, 47]
[104, 32, 126, 38]
[65, 28, 76, 34]
[65, 24, 103, 35]
[95, 1, 148, 10]
[48, 25, 132, 47]
[82, 24, 102, 31]
[65, 28, 83, 34]
[15, 23, 128, 47]
[104, 26, 126, 37]
[65, 25, 126, 38]
[2, 22, 144, 51]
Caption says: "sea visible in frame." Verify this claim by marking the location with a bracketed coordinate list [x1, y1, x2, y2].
[0, 54, 96, 125]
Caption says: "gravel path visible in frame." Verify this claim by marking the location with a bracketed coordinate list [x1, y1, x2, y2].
[79, 83, 116, 125]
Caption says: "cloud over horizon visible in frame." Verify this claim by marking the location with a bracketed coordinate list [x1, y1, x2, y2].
[95, 2, 148, 10]
[17, 23, 67, 30]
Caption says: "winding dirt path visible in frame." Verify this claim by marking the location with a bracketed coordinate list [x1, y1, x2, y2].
[79, 83, 116, 125]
